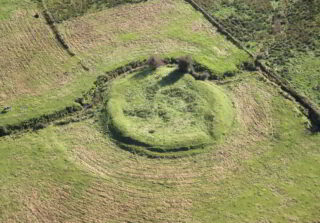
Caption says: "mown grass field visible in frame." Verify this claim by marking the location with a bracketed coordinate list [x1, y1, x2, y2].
[0, 0, 319, 222]
[0, 0, 248, 126]
[1, 71, 319, 222]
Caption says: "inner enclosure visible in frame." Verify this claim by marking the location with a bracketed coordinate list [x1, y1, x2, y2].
[105, 65, 235, 156]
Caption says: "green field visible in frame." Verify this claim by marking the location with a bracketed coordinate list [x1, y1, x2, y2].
[0, 0, 248, 126]
[0, 0, 319, 222]
[195, 0, 320, 106]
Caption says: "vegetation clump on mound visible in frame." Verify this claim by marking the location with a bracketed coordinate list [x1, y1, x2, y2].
[147, 56, 164, 70]
[104, 65, 235, 157]
[178, 55, 193, 73]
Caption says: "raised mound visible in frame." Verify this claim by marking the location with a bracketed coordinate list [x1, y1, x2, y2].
[105, 65, 235, 157]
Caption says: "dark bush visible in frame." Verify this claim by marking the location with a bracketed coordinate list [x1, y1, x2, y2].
[66, 105, 82, 113]
[178, 56, 193, 73]
[0, 126, 9, 136]
[129, 61, 139, 68]
[33, 123, 47, 130]
[147, 56, 164, 69]
[209, 73, 219, 80]
[224, 71, 236, 78]
[243, 61, 257, 71]
[75, 98, 84, 105]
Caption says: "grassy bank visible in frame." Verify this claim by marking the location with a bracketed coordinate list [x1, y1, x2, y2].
[105, 65, 234, 157]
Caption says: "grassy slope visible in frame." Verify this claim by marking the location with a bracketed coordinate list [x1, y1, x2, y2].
[0, 0, 249, 126]
[194, 0, 320, 106]
[1, 72, 319, 222]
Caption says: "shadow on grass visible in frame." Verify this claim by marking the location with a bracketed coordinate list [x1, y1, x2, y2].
[100, 113, 151, 147]
[132, 67, 153, 80]
[99, 112, 205, 158]
[158, 69, 185, 87]
[131, 68, 185, 87]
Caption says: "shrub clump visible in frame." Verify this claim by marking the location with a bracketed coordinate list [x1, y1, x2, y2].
[33, 123, 47, 130]
[178, 55, 193, 73]
[0, 126, 9, 136]
[147, 56, 164, 70]
[242, 61, 257, 71]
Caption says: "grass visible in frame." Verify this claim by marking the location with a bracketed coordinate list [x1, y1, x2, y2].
[282, 53, 320, 106]
[60, 0, 249, 75]
[0, 0, 319, 222]
[0, 0, 249, 127]
[105, 65, 234, 157]
[43, 0, 146, 22]
[0, 73, 95, 126]
[194, 0, 320, 107]
[1, 70, 319, 222]
[0, 0, 35, 20]
[0, 6, 84, 125]
[191, 92, 320, 222]
[0, 126, 93, 221]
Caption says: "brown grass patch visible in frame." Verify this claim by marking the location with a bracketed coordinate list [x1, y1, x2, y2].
[0, 9, 73, 103]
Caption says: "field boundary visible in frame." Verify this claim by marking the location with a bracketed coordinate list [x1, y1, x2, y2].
[255, 60, 320, 130]
[185, 0, 320, 131]
[1, 54, 318, 138]
[184, 0, 254, 57]
[0, 105, 82, 137]
[40, 0, 76, 56]
[0, 60, 148, 137]
[0, 58, 221, 138]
